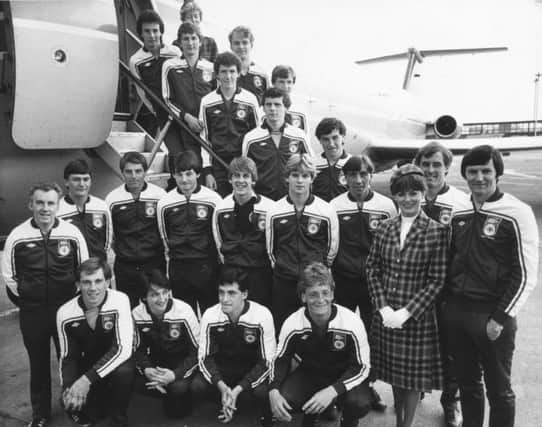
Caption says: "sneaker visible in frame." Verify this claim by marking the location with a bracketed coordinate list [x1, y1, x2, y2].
[370, 387, 387, 412]
[27, 418, 48, 427]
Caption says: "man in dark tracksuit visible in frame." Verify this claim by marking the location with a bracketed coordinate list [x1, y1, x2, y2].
[105, 152, 166, 307]
[57, 158, 112, 261]
[443, 145, 539, 427]
[414, 141, 470, 426]
[269, 262, 371, 427]
[312, 118, 351, 202]
[193, 268, 276, 425]
[2, 182, 88, 427]
[266, 154, 339, 329]
[57, 258, 135, 427]
[132, 269, 200, 418]
[212, 156, 275, 307]
[157, 151, 222, 313]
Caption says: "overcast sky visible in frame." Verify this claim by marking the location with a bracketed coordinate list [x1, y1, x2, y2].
[197, 0, 542, 122]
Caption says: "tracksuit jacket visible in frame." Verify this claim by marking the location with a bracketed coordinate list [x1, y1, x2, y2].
[312, 152, 351, 202]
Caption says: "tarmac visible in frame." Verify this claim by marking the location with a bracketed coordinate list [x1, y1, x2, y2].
[1, 149, 542, 427]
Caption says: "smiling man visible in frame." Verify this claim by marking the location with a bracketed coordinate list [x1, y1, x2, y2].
[193, 268, 276, 426]
[2, 182, 88, 427]
[57, 158, 112, 261]
[242, 87, 313, 201]
[266, 154, 339, 328]
[443, 145, 539, 427]
[212, 157, 275, 308]
[269, 262, 371, 427]
[157, 151, 222, 313]
[106, 152, 166, 307]
[57, 258, 135, 427]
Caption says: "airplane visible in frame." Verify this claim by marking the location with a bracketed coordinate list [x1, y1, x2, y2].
[1, 0, 542, 244]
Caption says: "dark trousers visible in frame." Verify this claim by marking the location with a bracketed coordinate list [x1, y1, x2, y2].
[169, 258, 218, 315]
[332, 271, 373, 331]
[64, 359, 135, 424]
[442, 297, 516, 427]
[437, 300, 460, 406]
[239, 265, 273, 309]
[191, 371, 270, 417]
[279, 369, 371, 426]
[272, 274, 302, 331]
[19, 306, 61, 419]
[114, 257, 166, 308]
[135, 372, 194, 418]
[212, 160, 233, 197]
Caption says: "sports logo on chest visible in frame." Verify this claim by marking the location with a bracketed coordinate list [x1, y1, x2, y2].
[482, 216, 502, 238]
[144, 201, 156, 217]
[369, 214, 383, 230]
[252, 212, 266, 231]
[338, 171, 347, 186]
[288, 140, 300, 154]
[332, 331, 346, 351]
[57, 239, 71, 256]
[92, 213, 104, 229]
[243, 327, 258, 344]
[101, 314, 115, 331]
[439, 208, 452, 225]
[196, 205, 209, 220]
[236, 106, 248, 120]
[169, 323, 182, 339]
[202, 69, 213, 83]
[307, 217, 321, 235]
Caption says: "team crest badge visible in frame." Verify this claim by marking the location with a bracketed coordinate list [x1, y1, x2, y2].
[253, 75, 262, 88]
[101, 314, 114, 331]
[236, 107, 247, 120]
[57, 240, 70, 256]
[257, 213, 266, 231]
[244, 327, 257, 344]
[369, 214, 381, 230]
[338, 172, 347, 186]
[307, 217, 321, 234]
[332, 332, 346, 350]
[439, 209, 452, 225]
[196, 205, 208, 219]
[288, 140, 299, 154]
[145, 201, 156, 217]
[202, 70, 213, 82]
[482, 216, 501, 238]
[92, 213, 104, 229]
[169, 323, 182, 339]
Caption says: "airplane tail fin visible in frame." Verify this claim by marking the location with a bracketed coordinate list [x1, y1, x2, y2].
[355, 47, 507, 90]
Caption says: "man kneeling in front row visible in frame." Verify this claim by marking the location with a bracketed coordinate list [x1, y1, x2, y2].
[269, 262, 371, 427]
[57, 258, 135, 427]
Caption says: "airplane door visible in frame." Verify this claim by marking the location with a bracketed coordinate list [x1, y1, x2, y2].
[9, 0, 119, 149]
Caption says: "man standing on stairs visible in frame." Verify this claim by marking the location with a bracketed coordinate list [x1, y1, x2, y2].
[57, 158, 112, 262]
[129, 9, 181, 144]
[106, 152, 166, 308]
[162, 22, 215, 180]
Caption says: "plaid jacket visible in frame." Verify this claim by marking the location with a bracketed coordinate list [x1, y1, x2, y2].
[366, 211, 448, 321]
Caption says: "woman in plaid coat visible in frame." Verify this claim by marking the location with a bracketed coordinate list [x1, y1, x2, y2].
[366, 164, 448, 427]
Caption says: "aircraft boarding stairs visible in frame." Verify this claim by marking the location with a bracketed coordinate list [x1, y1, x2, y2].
[96, 115, 171, 189]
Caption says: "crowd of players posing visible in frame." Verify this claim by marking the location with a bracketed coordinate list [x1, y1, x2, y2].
[2, 4, 539, 427]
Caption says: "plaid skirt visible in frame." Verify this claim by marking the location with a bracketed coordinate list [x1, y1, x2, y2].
[370, 307, 443, 392]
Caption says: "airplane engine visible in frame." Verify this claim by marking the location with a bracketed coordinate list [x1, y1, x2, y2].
[433, 114, 463, 139]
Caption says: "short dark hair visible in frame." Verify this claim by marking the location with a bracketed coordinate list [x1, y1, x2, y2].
[342, 155, 375, 175]
[271, 64, 296, 84]
[214, 51, 242, 75]
[220, 266, 249, 292]
[460, 144, 504, 178]
[136, 9, 164, 37]
[177, 21, 201, 41]
[29, 182, 63, 200]
[76, 257, 112, 282]
[228, 25, 254, 45]
[262, 87, 291, 109]
[119, 151, 148, 172]
[174, 151, 201, 174]
[140, 269, 170, 299]
[414, 141, 453, 168]
[180, 1, 202, 21]
[315, 118, 347, 139]
[228, 156, 258, 182]
[64, 158, 92, 180]
[389, 164, 427, 195]
[297, 262, 335, 296]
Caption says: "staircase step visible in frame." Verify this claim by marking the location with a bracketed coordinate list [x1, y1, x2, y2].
[146, 173, 170, 189]
[107, 131, 147, 152]
[141, 152, 168, 174]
